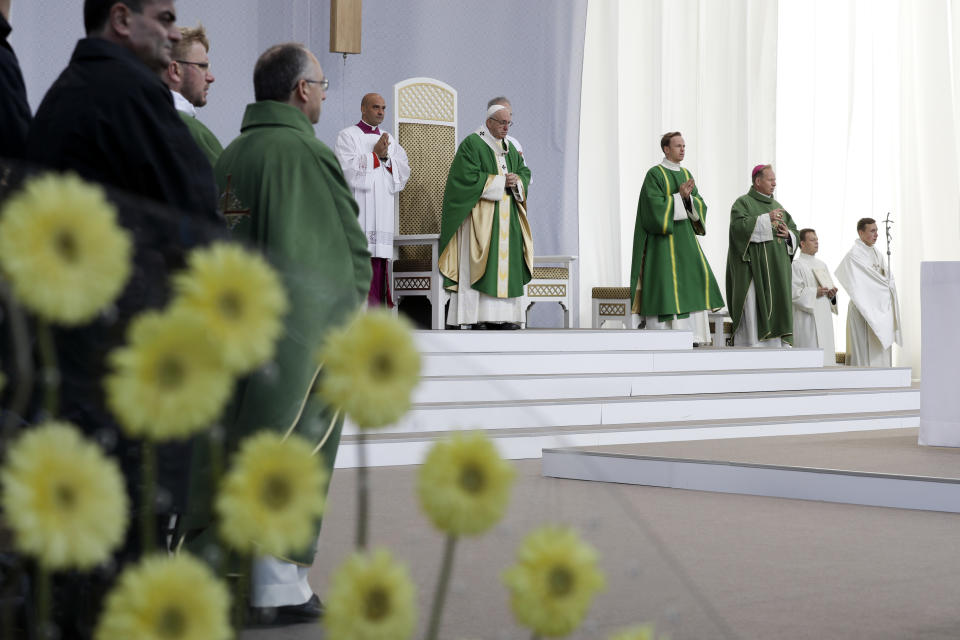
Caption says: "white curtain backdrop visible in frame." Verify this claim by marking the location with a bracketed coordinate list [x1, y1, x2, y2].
[582, 0, 960, 376]
[579, 0, 778, 328]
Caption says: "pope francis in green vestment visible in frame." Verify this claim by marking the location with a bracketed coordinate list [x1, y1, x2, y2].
[439, 104, 533, 327]
[726, 165, 798, 347]
[629, 134, 723, 342]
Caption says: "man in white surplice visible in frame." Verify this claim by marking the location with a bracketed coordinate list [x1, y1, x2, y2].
[791, 228, 838, 366]
[334, 92, 410, 306]
[834, 217, 902, 366]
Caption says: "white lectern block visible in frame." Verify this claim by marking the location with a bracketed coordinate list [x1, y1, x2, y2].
[919, 262, 960, 446]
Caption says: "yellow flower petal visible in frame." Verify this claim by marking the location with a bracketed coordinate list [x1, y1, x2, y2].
[417, 432, 515, 536]
[0, 173, 132, 325]
[317, 310, 421, 429]
[215, 431, 327, 557]
[105, 308, 233, 440]
[0, 422, 128, 570]
[95, 553, 230, 640]
[503, 526, 606, 637]
[324, 548, 417, 640]
[173, 242, 288, 374]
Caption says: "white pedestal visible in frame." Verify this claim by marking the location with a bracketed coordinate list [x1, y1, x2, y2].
[919, 262, 960, 446]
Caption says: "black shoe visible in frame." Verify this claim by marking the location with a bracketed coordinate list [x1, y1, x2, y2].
[248, 594, 324, 627]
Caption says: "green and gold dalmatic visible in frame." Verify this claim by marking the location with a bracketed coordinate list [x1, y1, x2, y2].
[629, 164, 723, 320]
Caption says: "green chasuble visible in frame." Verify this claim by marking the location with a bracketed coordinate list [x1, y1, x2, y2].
[189, 101, 371, 566]
[179, 110, 223, 166]
[725, 187, 798, 344]
[629, 163, 723, 320]
[439, 131, 533, 298]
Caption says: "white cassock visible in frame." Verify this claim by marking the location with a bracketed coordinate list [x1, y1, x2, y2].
[791, 253, 838, 366]
[834, 239, 902, 367]
[334, 123, 411, 258]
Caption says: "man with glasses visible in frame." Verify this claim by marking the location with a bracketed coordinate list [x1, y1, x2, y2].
[439, 100, 533, 329]
[334, 92, 411, 306]
[213, 42, 370, 625]
[162, 23, 221, 165]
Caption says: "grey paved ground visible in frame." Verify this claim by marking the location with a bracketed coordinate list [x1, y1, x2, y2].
[242, 455, 960, 640]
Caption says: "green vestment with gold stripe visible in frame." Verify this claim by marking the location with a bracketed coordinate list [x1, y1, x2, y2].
[439, 132, 533, 298]
[629, 164, 724, 320]
[725, 187, 798, 344]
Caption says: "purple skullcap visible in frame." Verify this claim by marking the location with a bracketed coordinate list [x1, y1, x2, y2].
[752, 164, 769, 180]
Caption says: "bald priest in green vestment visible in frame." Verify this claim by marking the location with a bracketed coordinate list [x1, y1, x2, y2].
[161, 24, 223, 166]
[439, 101, 533, 329]
[726, 164, 799, 347]
[629, 132, 724, 343]
[211, 43, 371, 623]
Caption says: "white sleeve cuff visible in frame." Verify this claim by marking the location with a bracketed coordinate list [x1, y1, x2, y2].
[751, 215, 774, 242]
[481, 174, 506, 201]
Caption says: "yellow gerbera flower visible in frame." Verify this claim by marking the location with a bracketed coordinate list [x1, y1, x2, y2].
[215, 431, 328, 557]
[0, 173, 132, 325]
[172, 242, 288, 374]
[609, 624, 664, 640]
[324, 548, 417, 640]
[94, 553, 230, 640]
[503, 526, 606, 637]
[0, 422, 128, 570]
[105, 308, 232, 440]
[417, 432, 515, 536]
[317, 309, 420, 429]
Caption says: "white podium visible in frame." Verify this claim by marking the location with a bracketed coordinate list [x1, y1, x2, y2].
[918, 262, 960, 446]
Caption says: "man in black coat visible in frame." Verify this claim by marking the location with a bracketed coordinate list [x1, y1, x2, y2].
[21, 2, 224, 635]
[0, 0, 31, 158]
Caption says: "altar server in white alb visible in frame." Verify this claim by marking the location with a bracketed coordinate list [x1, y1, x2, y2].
[835, 218, 902, 366]
[791, 228, 838, 366]
[335, 92, 411, 306]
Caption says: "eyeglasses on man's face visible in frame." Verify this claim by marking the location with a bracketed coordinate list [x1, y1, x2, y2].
[303, 78, 330, 91]
[489, 117, 514, 128]
[176, 60, 210, 71]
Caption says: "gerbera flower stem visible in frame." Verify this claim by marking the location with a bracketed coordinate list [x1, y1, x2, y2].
[35, 567, 51, 640]
[35, 320, 58, 417]
[0, 281, 34, 439]
[424, 534, 458, 640]
[141, 440, 156, 551]
[355, 431, 368, 550]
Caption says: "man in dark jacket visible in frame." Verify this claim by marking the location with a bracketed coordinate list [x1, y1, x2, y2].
[0, 0, 31, 158]
[22, 2, 222, 635]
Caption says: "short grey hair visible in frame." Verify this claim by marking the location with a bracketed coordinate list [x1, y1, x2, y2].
[487, 96, 511, 108]
[253, 43, 311, 103]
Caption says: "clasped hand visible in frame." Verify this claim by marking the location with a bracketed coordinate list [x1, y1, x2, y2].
[373, 133, 390, 159]
[505, 173, 519, 188]
[678, 178, 694, 199]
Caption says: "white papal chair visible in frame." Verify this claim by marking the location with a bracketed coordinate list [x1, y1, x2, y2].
[391, 77, 458, 330]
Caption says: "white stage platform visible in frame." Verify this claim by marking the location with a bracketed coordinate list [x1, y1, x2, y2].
[542, 428, 959, 513]
[334, 330, 918, 468]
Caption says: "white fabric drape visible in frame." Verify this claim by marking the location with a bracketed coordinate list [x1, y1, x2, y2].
[776, 0, 960, 376]
[579, 0, 778, 327]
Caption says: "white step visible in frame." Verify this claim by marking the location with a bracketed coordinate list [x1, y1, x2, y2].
[412, 367, 913, 403]
[334, 411, 919, 468]
[421, 348, 826, 377]
[414, 329, 694, 353]
[346, 387, 920, 436]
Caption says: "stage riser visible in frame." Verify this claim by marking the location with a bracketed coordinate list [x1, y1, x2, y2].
[415, 329, 694, 353]
[541, 436, 958, 513]
[422, 348, 825, 377]
[413, 367, 912, 403]
[344, 389, 919, 436]
[334, 413, 918, 468]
